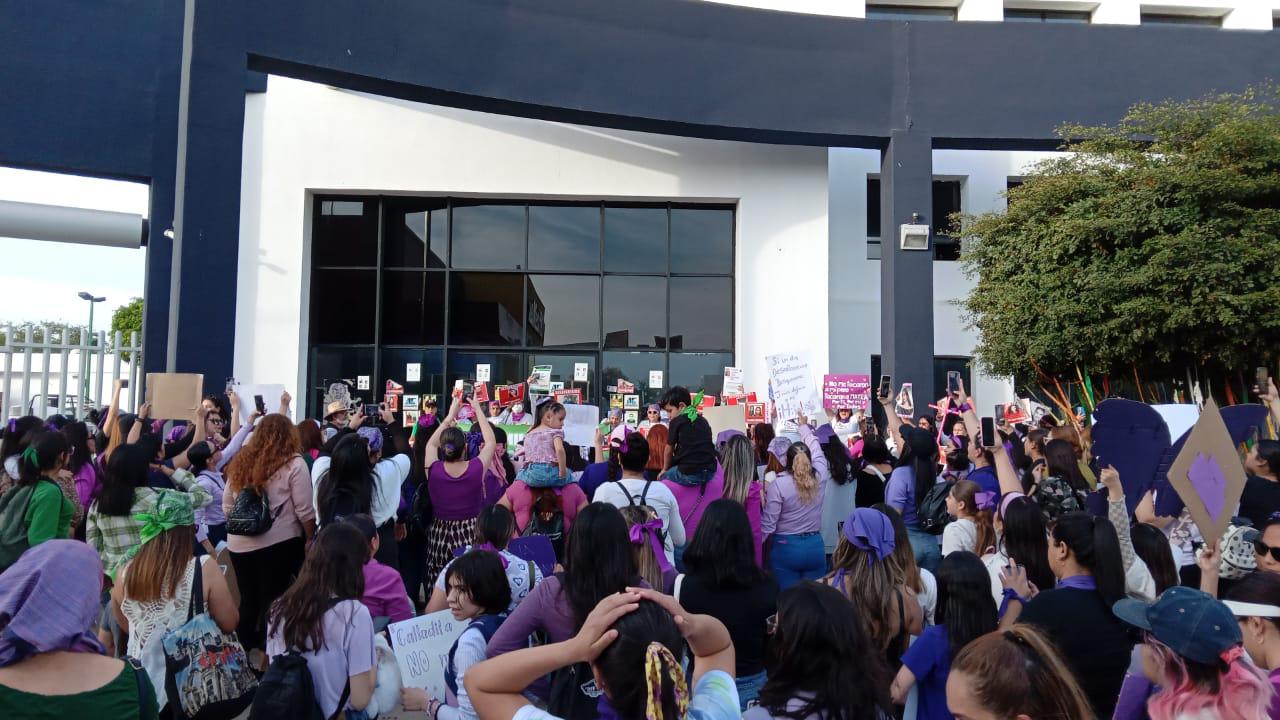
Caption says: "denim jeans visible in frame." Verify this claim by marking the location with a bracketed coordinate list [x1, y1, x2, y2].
[907, 524, 941, 574]
[663, 466, 716, 487]
[767, 533, 826, 591]
[736, 670, 768, 711]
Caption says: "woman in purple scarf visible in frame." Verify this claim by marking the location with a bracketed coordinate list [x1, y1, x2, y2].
[0, 540, 159, 719]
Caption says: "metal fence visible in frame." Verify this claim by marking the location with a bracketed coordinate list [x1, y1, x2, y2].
[0, 323, 142, 423]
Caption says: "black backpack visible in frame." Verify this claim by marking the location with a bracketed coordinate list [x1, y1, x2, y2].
[521, 488, 565, 561]
[225, 486, 282, 537]
[548, 660, 604, 719]
[917, 480, 954, 535]
[408, 479, 433, 538]
[611, 478, 665, 545]
[249, 599, 348, 720]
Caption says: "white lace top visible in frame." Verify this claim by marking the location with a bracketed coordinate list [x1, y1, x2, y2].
[121, 557, 198, 658]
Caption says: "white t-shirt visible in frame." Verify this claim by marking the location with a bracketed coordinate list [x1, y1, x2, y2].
[593, 476, 686, 562]
[310, 452, 411, 526]
[435, 546, 544, 614]
[917, 568, 937, 626]
[942, 517, 978, 556]
[513, 669, 740, 720]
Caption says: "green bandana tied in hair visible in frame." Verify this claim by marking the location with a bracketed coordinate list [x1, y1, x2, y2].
[679, 390, 706, 422]
[21, 445, 39, 468]
[133, 490, 196, 546]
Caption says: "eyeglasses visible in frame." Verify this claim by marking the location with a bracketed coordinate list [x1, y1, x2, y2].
[207, 417, 225, 426]
[647, 410, 660, 415]
[1255, 539, 1280, 562]
[765, 613, 778, 635]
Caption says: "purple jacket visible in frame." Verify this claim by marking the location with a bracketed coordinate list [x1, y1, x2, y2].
[761, 424, 829, 537]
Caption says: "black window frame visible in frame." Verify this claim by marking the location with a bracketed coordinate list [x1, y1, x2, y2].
[1004, 9, 1091, 23]
[865, 4, 958, 21]
[306, 195, 736, 416]
[1139, 13, 1222, 28]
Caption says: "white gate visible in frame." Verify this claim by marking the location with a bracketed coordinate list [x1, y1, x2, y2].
[0, 323, 143, 422]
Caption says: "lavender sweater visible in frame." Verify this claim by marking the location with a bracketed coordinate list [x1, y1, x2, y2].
[761, 425, 829, 537]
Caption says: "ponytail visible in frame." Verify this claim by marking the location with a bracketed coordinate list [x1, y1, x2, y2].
[594, 600, 686, 720]
[1146, 638, 1272, 720]
[643, 642, 689, 720]
[17, 430, 69, 487]
[1050, 512, 1126, 607]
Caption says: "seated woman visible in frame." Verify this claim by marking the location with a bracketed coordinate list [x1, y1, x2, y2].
[468, 588, 738, 720]
[0, 541, 159, 719]
[426, 504, 543, 615]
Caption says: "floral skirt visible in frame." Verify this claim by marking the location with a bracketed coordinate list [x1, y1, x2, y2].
[424, 517, 477, 585]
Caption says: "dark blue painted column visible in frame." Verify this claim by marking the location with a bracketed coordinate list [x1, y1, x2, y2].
[880, 129, 935, 415]
[168, 0, 245, 394]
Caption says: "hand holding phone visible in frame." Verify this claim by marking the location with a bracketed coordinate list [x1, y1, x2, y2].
[254, 394, 266, 415]
[1258, 368, 1270, 396]
[878, 374, 893, 400]
[980, 416, 996, 448]
[947, 371, 962, 397]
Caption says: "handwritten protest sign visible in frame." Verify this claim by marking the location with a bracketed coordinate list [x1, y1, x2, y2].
[389, 610, 466, 700]
[765, 353, 821, 421]
[823, 374, 871, 411]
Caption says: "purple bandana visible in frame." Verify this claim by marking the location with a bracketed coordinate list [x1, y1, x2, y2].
[843, 507, 896, 564]
[1056, 574, 1097, 591]
[475, 543, 510, 569]
[629, 518, 673, 574]
[0, 540, 105, 666]
[974, 491, 997, 512]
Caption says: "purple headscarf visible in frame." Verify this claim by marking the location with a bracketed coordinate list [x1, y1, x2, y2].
[0, 540, 105, 666]
[843, 507, 896, 564]
[355, 426, 384, 453]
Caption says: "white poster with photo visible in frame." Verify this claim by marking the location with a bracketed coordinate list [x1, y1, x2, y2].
[235, 384, 286, 418]
[563, 403, 601, 448]
[389, 610, 466, 701]
[764, 353, 822, 422]
[649, 370, 664, 389]
[723, 367, 744, 396]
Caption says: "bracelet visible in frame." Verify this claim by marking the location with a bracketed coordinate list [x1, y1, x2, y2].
[998, 587, 1027, 618]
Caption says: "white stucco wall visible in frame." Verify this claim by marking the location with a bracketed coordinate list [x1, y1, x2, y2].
[238, 76, 829, 405]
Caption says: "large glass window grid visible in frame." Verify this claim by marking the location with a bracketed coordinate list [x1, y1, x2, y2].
[307, 196, 735, 415]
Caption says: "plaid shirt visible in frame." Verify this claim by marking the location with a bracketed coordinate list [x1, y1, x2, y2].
[86, 468, 211, 580]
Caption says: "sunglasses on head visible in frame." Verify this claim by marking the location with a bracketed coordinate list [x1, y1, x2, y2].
[1256, 539, 1280, 562]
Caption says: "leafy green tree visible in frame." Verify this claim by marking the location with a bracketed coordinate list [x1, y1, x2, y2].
[957, 85, 1280, 389]
[110, 297, 144, 360]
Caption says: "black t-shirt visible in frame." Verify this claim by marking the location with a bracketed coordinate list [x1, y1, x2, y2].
[668, 414, 716, 475]
[678, 573, 779, 676]
[854, 466, 889, 510]
[1018, 587, 1134, 719]
[1238, 474, 1280, 530]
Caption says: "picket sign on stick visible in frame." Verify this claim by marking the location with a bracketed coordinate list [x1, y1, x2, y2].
[1165, 397, 1247, 546]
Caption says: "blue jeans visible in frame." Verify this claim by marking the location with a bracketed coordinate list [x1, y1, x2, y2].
[736, 670, 767, 711]
[768, 533, 826, 591]
[663, 466, 715, 486]
[907, 524, 941, 574]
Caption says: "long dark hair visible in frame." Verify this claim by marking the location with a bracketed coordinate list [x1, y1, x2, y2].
[561, 502, 636, 628]
[316, 433, 374, 521]
[608, 431, 650, 482]
[1050, 511, 1127, 607]
[269, 522, 366, 652]
[17, 430, 68, 486]
[999, 495, 1055, 593]
[1132, 522, 1179, 595]
[898, 427, 939, 511]
[438, 426, 466, 462]
[935, 551, 998, 659]
[593, 600, 684, 720]
[752, 422, 776, 465]
[683, 499, 768, 591]
[187, 441, 215, 474]
[1044, 439, 1088, 492]
[822, 437, 852, 486]
[0, 416, 42, 464]
[758, 581, 892, 720]
[97, 442, 150, 516]
[61, 421, 94, 474]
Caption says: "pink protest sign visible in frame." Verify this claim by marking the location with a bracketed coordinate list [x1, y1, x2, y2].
[823, 374, 872, 411]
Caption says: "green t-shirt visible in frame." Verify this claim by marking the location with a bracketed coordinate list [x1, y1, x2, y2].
[0, 660, 159, 720]
[24, 479, 73, 546]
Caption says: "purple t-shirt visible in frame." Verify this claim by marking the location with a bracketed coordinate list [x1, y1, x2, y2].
[901, 624, 953, 720]
[662, 464, 726, 539]
[428, 457, 485, 521]
[265, 599, 375, 718]
[759, 425, 828, 537]
[886, 465, 919, 526]
[1270, 668, 1280, 719]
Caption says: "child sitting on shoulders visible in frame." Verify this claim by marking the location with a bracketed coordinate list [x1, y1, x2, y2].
[660, 386, 717, 486]
[516, 401, 569, 488]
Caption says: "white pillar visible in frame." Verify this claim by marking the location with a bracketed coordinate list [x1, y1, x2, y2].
[958, 0, 1003, 22]
[1092, 0, 1140, 24]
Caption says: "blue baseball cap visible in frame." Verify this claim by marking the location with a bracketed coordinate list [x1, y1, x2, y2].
[1112, 586, 1242, 665]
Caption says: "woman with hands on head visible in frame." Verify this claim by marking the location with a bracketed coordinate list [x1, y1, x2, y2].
[467, 587, 739, 720]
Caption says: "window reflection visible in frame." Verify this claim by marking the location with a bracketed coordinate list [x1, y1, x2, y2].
[448, 273, 524, 346]
[381, 271, 445, 345]
[526, 275, 600, 347]
[310, 269, 376, 344]
[669, 352, 734, 396]
[604, 276, 666, 349]
[669, 277, 731, 350]
[384, 198, 448, 268]
[604, 206, 666, 273]
[314, 198, 377, 267]
[451, 203, 526, 269]
[670, 207, 733, 274]
[529, 205, 600, 272]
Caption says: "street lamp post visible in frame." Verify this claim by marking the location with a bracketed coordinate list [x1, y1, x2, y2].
[77, 291, 105, 418]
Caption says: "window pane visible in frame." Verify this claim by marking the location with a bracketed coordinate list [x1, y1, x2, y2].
[932, 180, 962, 236]
[604, 206, 666, 273]
[384, 198, 448, 268]
[380, 348, 446, 401]
[529, 205, 600, 272]
[670, 206, 732, 274]
[310, 269, 376, 344]
[448, 273, 525, 346]
[668, 277, 731, 350]
[933, 357, 972, 409]
[603, 276, 666, 349]
[314, 198, 377, 267]
[381, 271, 445, 345]
[526, 275, 600, 348]
[308, 346, 375, 418]
[669, 353, 733, 397]
[867, 178, 881, 238]
[451, 202, 526, 269]
[448, 351, 525, 388]
[866, 5, 955, 21]
[602, 351, 665, 413]
[528, 353, 597, 405]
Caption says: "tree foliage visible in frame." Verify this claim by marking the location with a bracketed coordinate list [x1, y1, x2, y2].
[110, 297, 144, 360]
[957, 85, 1280, 387]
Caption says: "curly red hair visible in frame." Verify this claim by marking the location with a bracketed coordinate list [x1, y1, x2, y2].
[646, 424, 669, 471]
[226, 414, 300, 493]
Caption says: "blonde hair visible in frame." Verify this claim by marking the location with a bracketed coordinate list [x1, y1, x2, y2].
[789, 450, 819, 504]
[620, 505, 665, 591]
[827, 536, 900, 651]
[122, 525, 197, 602]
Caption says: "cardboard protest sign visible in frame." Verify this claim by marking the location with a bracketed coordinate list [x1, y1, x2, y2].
[746, 402, 767, 425]
[704, 404, 747, 440]
[389, 610, 466, 700]
[823, 374, 872, 411]
[473, 382, 490, 404]
[1090, 398, 1172, 515]
[233, 384, 285, 419]
[624, 395, 640, 410]
[699, 394, 717, 410]
[386, 379, 404, 395]
[404, 395, 420, 412]
[145, 373, 204, 422]
[403, 410, 419, 427]
[723, 367, 744, 395]
[765, 353, 822, 421]
[384, 393, 399, 411]
[624, 410, 638, 425]
[609, 394, 624, 409]
[530, 365, 552, 393]
[1165, 397, 1247, 546]
[563, 403, 600, 448]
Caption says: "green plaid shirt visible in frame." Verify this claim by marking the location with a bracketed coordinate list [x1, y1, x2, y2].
[86, 468, 211, 580]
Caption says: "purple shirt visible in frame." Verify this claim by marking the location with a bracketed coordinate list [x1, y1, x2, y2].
[760, 426, 828, 537]
[428, 458, 485, 521]
[886, 465, 919, 526]
[901, 624, 953, 720]
[361, 559, 413, 623]
[71, 462, 100, 511]
[194, 470, 227, 527]
[662, 464, 726, 539]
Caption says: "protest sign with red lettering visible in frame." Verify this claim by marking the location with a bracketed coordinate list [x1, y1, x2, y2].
[823, 374, 872, 411]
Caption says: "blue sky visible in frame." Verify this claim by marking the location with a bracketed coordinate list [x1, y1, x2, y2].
[0, 167, 147, 329]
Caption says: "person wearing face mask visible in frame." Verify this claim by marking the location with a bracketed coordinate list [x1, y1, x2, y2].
[500, 401, 533, 427]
